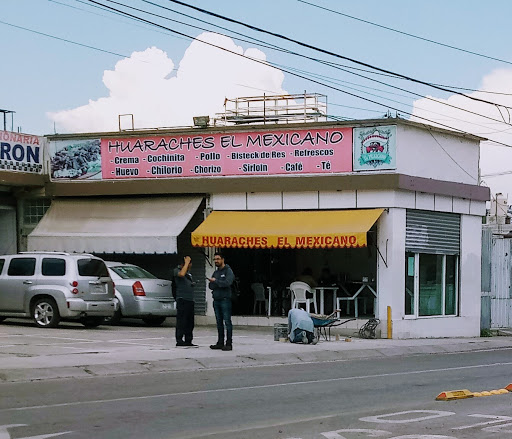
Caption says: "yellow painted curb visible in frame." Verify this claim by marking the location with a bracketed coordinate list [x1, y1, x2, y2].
[436, 389, 474, 401]
[436, 387, 510, 401]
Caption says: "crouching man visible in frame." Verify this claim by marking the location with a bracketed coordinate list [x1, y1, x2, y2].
[288, 308, 318, 344]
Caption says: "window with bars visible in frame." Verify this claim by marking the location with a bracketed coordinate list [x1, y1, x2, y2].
[23, 199, 51, 226]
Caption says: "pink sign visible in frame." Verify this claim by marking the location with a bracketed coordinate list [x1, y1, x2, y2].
[101, 127, 352, 179]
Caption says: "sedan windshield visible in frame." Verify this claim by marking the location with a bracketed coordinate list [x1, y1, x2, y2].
[110, 265, 157, 280]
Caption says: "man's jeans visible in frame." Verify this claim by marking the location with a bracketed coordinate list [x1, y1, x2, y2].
[213, 298, 232, 345]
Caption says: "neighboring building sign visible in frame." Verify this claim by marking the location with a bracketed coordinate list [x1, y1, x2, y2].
[0, 131, 42, 173]
[101, 127, 352, 179]
[50, 139, 101, 180]
[353, 125, 396, 171]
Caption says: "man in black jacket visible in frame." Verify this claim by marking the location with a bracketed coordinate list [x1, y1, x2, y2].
[207, 252, 235, 351]
[173, 256, 197, 347]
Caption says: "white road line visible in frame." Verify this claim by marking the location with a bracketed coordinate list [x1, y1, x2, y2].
[1, 361, 511, 413]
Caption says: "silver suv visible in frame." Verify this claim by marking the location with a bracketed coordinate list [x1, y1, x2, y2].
[0, 252, 117, 328]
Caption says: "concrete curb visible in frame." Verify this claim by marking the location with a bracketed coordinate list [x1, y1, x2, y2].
[2, 340, 512, 383]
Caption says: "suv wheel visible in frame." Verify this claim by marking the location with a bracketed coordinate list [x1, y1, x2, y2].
[80, 317, 104, 328]
[33, 298, 61, 328]
[142, 316, 166, 326]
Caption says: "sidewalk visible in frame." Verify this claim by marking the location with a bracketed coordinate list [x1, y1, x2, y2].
[1, 319, 511, 382]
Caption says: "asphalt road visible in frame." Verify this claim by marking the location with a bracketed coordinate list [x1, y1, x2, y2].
[1, 348, 512, 439]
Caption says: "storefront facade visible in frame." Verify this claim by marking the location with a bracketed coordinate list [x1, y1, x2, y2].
[22, 118, 488, 338]
[0, 130, 46, 254]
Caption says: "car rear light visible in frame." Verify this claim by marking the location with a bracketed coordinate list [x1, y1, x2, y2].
[72, 288, 79, 294]
[132, 281, 145, 296]
[71, 281, 78, 287]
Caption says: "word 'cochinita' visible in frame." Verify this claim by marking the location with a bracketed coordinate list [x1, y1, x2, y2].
[199, 235, 358, 248]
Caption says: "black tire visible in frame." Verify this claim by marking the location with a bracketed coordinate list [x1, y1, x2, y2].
[80, 317, 104, 328]
[32, 298, 61, 328]
[104, 308, 122, 325]
[142, 316, 166, 326]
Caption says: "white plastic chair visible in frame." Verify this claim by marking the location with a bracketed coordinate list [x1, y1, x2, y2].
[289, 281, 317, 314]
[251, 282, 268, 315]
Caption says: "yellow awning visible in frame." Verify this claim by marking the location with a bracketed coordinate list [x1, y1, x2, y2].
[191, 209, 383, 249]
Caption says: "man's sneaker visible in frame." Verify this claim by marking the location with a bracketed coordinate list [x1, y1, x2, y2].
[183, 342, 198, 347]
[222, 344, 233, 351]
[176, 341, 186, 347]
[301, 331, 308, 344]
[210, 344, 224, 350]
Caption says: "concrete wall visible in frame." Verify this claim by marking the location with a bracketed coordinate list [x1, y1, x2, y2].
[396, 124, 480, 186]
[390, 212, 482, 338]
[211, 190, 486, 214]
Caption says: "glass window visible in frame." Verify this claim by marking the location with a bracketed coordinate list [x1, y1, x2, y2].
[419, 254, 443, 316]
[445, 255, 457, 315]
[23, 199, 51, 225]
[404, 252, 458, 317]
[110, 265, 157, 280]
[404, 252, 414, 315]
[42, 258, 66, 276]
[0, 259, 4, 275]
[78, 259, 109, 277]
[8, 258, 36, 276]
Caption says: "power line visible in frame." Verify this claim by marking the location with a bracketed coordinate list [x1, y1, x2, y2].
[56, 0, 512, 129]
[0, 19, 129, 58]
[90, 0, 512, 129]
[85, 0, 512, 148]
[297, 0, 512, 67]
[165, 0, 512, 110]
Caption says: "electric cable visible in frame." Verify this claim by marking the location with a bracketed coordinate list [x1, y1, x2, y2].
[297, 0, 512, 67]
[89, 0, 512, 130]
[64, 0, 512, 130]
[0, 19, 129, 58]
[165, 0, 512, 109]
[85, 0, 512, 148]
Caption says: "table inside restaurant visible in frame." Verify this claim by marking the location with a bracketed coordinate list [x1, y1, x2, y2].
[336, 281, 377, 318]
[283, 282, 377, 318]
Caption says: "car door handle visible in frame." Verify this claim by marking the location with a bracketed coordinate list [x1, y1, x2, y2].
[89, 281, 101, 285]
[23, 280, 33, 285]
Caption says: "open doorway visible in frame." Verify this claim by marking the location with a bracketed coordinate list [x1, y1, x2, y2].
[223, 230, 378, 318]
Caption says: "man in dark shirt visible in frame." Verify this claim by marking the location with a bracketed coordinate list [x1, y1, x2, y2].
[173, 256, 197, 347]
[207, 252, 235, 351]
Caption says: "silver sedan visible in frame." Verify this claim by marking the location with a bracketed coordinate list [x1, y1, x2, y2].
[105, 261, 176, 326]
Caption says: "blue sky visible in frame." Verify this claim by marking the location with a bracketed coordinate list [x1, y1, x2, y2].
[2, 0, 512, 196]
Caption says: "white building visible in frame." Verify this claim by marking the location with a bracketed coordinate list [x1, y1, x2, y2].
[23, 117, 489, 338]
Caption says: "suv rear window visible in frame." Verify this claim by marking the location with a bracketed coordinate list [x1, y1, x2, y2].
[77, 258, 109, 277]
[8, 258, 36, 276]
[42, 258, 66, 276]
[0, 259, 4, 274]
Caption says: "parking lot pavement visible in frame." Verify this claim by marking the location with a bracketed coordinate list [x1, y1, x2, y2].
[1, 318, 512, 382]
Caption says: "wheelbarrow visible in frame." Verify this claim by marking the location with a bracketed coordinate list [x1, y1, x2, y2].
[309, 311, 356, 341]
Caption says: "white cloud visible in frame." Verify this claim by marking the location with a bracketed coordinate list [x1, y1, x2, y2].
[410, 68, 512, 199]
[47, 32, 287, 133]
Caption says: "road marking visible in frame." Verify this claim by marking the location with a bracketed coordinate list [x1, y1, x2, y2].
[1, 361, 512, 413]
[0, 424, 71, 439]
[452, 414, 512, 430]
[321, 428, 390, 438]
[360, 411, 455, 424]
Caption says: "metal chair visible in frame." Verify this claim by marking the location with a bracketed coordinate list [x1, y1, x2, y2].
[289, 281, 317, 314]
[251, 282, 268, 315]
